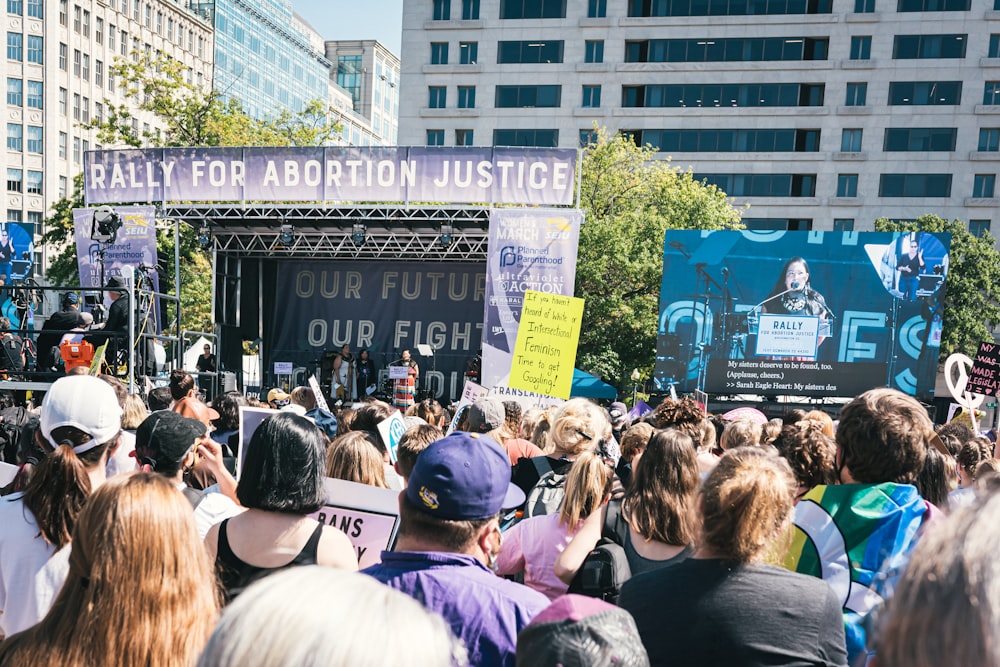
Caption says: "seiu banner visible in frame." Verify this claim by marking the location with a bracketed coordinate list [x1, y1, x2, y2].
[83, 147, 577, 207]
[271, 262, 486, 401]
[656, 230, 951, 399]
[481, 209, 582, 389]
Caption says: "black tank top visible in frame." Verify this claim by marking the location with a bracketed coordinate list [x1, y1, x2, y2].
[216, 517, 324, 603]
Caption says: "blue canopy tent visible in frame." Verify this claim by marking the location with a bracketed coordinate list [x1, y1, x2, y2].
[570, 369, 618, 399]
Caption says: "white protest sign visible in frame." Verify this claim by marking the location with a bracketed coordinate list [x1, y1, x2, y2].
[236, 406, 279, 480]
[0, 461, 17, 488]
[445, 380, 491, 435]
[308, 374, 331, 413]
[309, 477, 400, 569]
[945, 352, 986, 432]
[377, 411, 407, 464]
[755, 315, 820, 357]
[274, 362, 293, 375]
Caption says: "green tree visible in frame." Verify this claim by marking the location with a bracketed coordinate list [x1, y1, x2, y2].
[575, 127, 744, 390]
[44, 52, 341, 335]
[875, 214, 1000, 360]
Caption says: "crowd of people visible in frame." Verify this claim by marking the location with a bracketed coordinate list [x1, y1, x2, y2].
[0, 373, 998, 667]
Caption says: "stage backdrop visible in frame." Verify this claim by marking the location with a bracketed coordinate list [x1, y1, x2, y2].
[656, 230, 951, 399]
[270, 261, 485, 401]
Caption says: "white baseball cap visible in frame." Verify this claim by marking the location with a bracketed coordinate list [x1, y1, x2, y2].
[40, 376, 123, 454]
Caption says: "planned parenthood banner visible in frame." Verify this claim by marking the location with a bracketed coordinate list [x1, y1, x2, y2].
[656, 230, 951, 399]
[83, 147, 577, 206]
[481, 209, 582, 389]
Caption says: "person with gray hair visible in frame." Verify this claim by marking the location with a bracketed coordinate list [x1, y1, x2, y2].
[197, 566, 467, 667]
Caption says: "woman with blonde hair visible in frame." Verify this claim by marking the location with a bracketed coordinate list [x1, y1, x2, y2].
[326, 431, 388, 489]
[0, 473, 220, 666]
[120, 393, 148, 432]
[495, 452, 614, 600]
[512, 398, 614, 497]
[619, 448, 847, 667]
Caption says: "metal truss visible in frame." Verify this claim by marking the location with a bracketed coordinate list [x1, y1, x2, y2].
[159, 203, 496, 260]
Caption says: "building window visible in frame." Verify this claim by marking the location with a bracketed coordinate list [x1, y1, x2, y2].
[7, 0, 22, 15]
[58, 132, 67, 158]
[986, 82, 1000, 105]
[7, 169, 22, 192]
[855, 0, 875, 11]
[455, 129, 474, 145]
[623, 83, 824, 108]
[883, 127, 956, 151]
[845, 82, 867, 106]
[892, 34, 967, 59]
[73, 93, 80, 120]
[73, 5, 81, 32]
[59, 0, 66, 23]
[899, 0, 969, 10]
[991, 35, 1000, 58]
[6, 78, 21, 106]
[629, 0, 831, 15]
[580, 129, 599, 146]
[493, 129, 559, 147]
[497, 41, 564, 64]
[432, 0, 450, 20]
[58, 176, 67, 198]
[459, 41, 478, 64]
[426, 129, 445, 146]
[7, 33, 22, 61]
[974, 174, 996, 198]
[850, 36, 872, 60]
[73, 49, 81, 77]
[585, 40, 604, 63]
[889, 80, 961, 105]
[970, 219, 991, 237]
[879, 173, 952, 197]
[96, 17, 103, 43]
[625, 37, 828, 63]
[694, 173, 817, 196]
[82, 8, 90, 36]
[82, 53, 90, 80]
[582, 85, 601, 107]
[979, 128, 1000, 151]
[26, 170, 41, 195]
[461, 0, 479, 18]
[26, 80, 41, 108]
[457, 85, 476, 108]
[7, 124, 22, 152]
[95, 60, 103, 87]
[837, 174, 859, 197]
[428, 86, 447, 108]
[626, 128, 820, 152]
[58, 88, 66, 115]
[588, 0, 607, 16]
[496, 85, 561, 107]
[26, 125, 41, 153]
[833, 218, 855, 231]
[841, 129, 863, 152]
[500, 0, 566, 18]
[431, 42, 449, 64]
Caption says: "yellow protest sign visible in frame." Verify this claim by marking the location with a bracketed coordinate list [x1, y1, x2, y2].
[508, 290, 584, 399]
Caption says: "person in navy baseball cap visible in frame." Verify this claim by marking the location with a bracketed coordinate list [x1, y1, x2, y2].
[364, 431, 547, 667]
[405, 431, 525, 520]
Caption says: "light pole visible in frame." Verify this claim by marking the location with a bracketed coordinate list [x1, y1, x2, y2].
[631, 368, 641, 406]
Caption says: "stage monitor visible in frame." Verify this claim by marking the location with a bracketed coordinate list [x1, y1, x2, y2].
[656, 230, 951, 399]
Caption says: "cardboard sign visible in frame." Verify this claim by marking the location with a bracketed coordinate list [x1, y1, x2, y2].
[309, 477, 401, 569]
[445, 380, 490, 435]
[508, 290, 585, 399]
[235, 406, 279, 480]
[965, 341, 1000, 396]
[376, 411, 407, 464]
[274, 362, 293, 375]
[755, 315, 820, 358]
[308, 374, 331, 413]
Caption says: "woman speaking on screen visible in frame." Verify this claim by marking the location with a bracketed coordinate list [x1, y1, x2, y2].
[760, 257, 830, 360]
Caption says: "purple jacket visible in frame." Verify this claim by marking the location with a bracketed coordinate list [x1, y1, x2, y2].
[363, 551, 549, 667]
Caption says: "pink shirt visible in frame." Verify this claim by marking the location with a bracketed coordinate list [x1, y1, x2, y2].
[496, 512, 580, 601]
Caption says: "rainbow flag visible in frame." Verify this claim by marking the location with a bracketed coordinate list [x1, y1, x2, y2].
[784, 483, 928, 661]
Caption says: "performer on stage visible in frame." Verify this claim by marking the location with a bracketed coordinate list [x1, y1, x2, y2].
[355, 347, 376, 398]
[332, 343, 355, 401]
[761, 257, 830, 360]
[393, 349, 419, 412]
[897, 236, 925, 302]
[196, 343, 217, 400]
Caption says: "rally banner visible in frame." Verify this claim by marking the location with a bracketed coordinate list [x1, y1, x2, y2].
[72, 206, 160, 319]
[480, 208, 583, 389]
[656, 230, 951, 398]
[83, 146, 578, 207]
[270, 261, 486, 401]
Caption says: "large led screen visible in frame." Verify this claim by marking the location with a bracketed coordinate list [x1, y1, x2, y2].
[656, 230, 951, 399]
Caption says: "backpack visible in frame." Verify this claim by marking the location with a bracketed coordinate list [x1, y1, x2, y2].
[524, 457, 567, 519]
[0, 334, 23, 377]
[0, 406, 30, 464]
[567, 499, 632, 604]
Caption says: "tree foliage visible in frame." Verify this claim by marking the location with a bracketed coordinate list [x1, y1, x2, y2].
[575, 127, 744, 390]
[874, 214, 1000, 360]
[44, 52, 341, 335]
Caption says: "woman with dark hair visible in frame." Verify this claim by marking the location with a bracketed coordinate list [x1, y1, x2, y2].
[760, 257, 831, 360]
[0, 473, 220, 666]
[354, 348, 377, 398]
[619, 448, 847, 667]
[205, 412, 357, 602]
[0, 376, 122, 637]
[209, 390, 248, 458]
[555, 429, 698, 583]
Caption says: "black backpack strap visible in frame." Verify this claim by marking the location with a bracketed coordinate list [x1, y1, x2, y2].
[530, 455, 554, 479]
[602, 498, 628, 546]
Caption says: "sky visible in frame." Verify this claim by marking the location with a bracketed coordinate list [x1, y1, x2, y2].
[293, 0, 405, 55]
